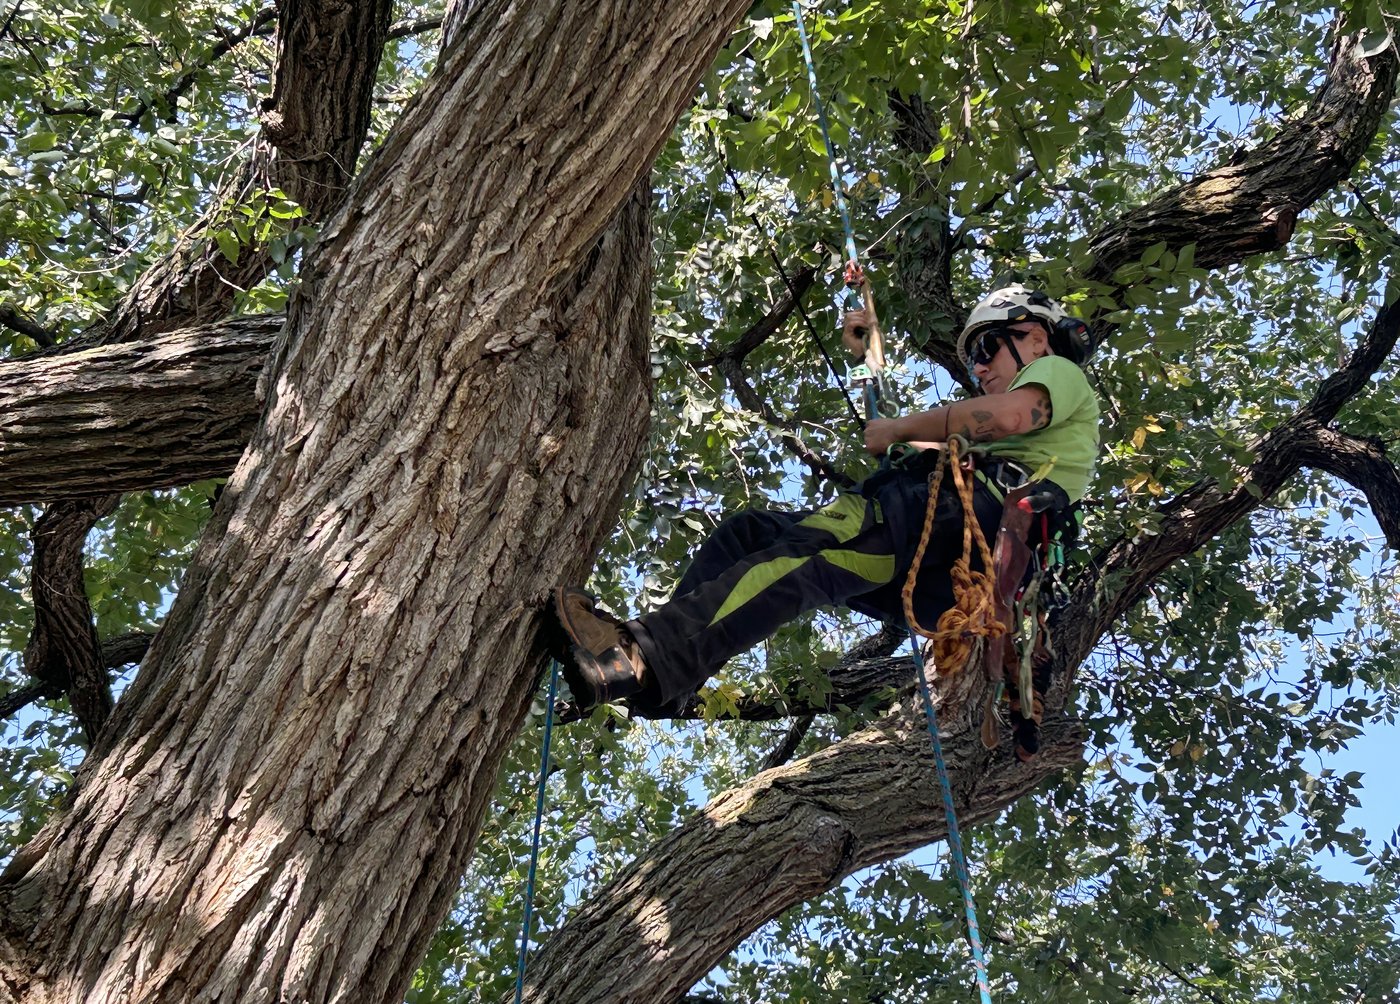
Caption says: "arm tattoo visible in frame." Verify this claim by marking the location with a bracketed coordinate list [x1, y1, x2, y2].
[959, 408, 999, 442]
[1029, 393, 1052, 431]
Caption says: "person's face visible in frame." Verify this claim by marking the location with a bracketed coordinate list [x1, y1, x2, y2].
[969, 321, 1048, 393]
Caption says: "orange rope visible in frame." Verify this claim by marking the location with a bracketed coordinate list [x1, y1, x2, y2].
[900, 438, 1005, 674]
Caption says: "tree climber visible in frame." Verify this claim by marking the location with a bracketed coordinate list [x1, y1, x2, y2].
[550, 284, 1100, 738]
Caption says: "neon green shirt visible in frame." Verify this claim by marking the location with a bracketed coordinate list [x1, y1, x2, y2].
[981, 355, 1100, 501]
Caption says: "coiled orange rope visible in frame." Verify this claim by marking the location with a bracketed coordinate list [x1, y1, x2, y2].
[900, 438, 1005, 674]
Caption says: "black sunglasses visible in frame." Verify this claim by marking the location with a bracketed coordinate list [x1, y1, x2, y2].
[966, 325, 1023, 368]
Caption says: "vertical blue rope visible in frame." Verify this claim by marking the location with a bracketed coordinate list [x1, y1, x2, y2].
[512, 659, 560, 1004]
[791, 2, 861, 270]
[907, 632, 995, 1004]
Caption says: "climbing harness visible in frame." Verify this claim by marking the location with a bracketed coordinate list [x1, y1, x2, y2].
[512, 659, 560, 1004]
[792, 4, 994, 1001]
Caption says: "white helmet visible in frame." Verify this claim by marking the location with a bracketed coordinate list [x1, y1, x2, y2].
[956, 283, 1093, 368]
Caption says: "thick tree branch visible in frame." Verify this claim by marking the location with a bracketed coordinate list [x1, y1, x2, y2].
[0, 634, 147, 724]
[387, 16, 444, 41]
[1085, 28, 1398, 283]
[1055, 290, 1400, 698]
[757, 714, 814, 770]
[521, 705, 1086, 1004]
[0, 682, 51, 722]
[1303, 428, 1400, 547]
[100, 632, 153, 671]
[0, 317, 276, 506]
[22, 497, 120, 743]
[1306, 295, 1400, 423]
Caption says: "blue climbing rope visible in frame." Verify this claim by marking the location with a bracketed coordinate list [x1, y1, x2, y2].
[790, 4, 995, 1000]
[512, 658, 560, 1004]
[908, 638, 996, 1004]
[791, 1, 860, 271]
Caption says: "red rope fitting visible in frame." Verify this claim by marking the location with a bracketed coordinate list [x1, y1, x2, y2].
[843, 260, 865, 288]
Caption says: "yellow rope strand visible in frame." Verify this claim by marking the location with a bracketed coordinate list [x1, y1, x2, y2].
[900, 438, 1005, 675]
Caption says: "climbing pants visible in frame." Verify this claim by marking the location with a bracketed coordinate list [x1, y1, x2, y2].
[628, 476, 1004, 711]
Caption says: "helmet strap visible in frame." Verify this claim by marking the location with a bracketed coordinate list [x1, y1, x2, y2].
[1005, 335, 1028, 371]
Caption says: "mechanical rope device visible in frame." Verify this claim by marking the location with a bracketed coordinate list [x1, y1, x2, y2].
[793, 4, 996, 1001]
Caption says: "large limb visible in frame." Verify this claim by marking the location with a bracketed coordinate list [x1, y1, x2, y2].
[0, 318, 275, 505]
[0, 4, 751, 1004]
[1084, 30, 1399, 283]
[517, 705, 1086, 1004]
[901, 24, 1398, 367]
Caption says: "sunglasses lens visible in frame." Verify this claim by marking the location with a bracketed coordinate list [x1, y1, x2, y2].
[968, 330, 1003, 367]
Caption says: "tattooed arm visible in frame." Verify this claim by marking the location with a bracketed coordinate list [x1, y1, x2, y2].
[864, 386, 1053, 455]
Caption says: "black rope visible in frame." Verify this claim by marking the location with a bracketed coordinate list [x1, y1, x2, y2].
[718, 158, 865, 430]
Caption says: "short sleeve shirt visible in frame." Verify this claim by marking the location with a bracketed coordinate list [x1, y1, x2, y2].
[980, 356, 1100, 501]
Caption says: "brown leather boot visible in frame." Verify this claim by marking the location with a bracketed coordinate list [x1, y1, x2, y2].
[550, 587, 647, 709]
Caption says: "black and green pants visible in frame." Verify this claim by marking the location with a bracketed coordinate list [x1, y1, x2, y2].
[627, 471, 1004, 711]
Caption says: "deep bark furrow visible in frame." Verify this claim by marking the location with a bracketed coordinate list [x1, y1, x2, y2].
[0, 0, 755, 981]
[0, 319, 277, 505]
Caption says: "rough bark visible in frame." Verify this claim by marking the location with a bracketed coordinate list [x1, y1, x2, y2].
[22, 497, 120, 742]
[0, 318, 276, 505]
[519, 700, 1086, 1004]
[1084, 29, 1398, 283]
[0, 5, 750, 1004]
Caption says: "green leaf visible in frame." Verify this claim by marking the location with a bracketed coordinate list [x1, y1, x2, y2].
[214, 229, 240, 265]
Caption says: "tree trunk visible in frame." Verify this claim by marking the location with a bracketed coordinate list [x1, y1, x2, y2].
[0, 2, 750, 1001]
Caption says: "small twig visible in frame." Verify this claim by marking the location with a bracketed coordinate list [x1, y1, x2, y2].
[40, 7, 276, 124]
[759, 714, 815, 771]
[0, 0, 24, 38]
[387, 15, 444, 41]
[716, 354, 854, 488]
[1159, 960, 1229, 1004]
